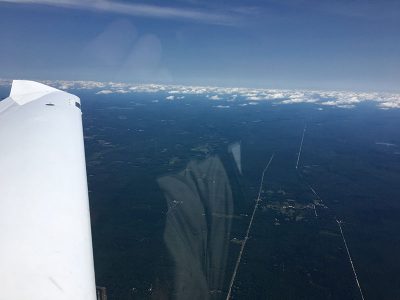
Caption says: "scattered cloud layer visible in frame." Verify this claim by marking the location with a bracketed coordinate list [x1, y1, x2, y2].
[1, 79, 400, 109]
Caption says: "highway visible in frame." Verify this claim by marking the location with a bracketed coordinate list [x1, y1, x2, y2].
[225, 154, 275, 300]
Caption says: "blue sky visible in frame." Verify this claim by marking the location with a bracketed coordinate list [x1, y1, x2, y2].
[0, 0, 399, 91]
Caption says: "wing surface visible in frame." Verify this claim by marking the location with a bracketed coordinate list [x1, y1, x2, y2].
[0, 80, 96, 300]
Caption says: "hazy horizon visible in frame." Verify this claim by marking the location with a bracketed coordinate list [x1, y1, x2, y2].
[1, 0, 399, 92]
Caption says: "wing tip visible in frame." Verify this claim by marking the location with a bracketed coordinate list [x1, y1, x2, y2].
[10, 80, 60, 96]
[10, 80, 62, 105]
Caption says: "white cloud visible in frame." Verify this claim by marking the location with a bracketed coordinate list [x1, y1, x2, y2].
[0, 79, 11, 87]
[115, 89, 129, 94]
[209, 95, 221, 100]
[165, 95, 175, 100]
[0, 0, 237, 25]
[96, 89, 113, 95]
[281, 98, 318, 104]
[379, 102, 400, 109]
[246, 96, 263, 100]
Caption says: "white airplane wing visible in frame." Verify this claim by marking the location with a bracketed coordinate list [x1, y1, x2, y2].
[0, 80, 96, 300]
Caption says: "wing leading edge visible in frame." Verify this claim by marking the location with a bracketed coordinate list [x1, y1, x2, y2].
[0, 81, 96, 300]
